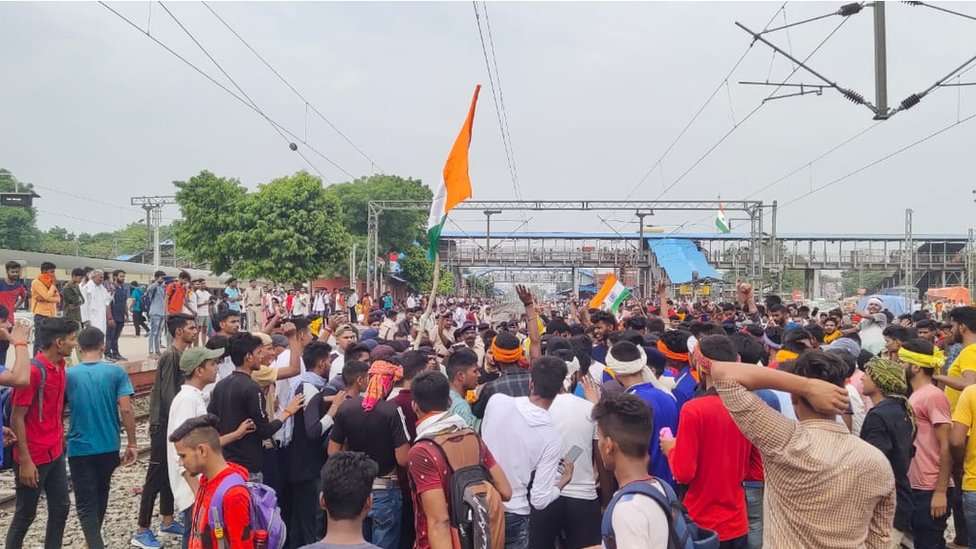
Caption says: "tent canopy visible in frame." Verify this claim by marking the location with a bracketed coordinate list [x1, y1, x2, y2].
[926, 286, 971, 304]
[647, 238, 722, 284]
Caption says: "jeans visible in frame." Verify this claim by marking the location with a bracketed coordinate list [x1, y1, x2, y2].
[137, 426, 174, 528]
[956, 487, 970, 546]
[149, 314, 164, 354]
[0, 339, 9, 366]
[5, 453, 71, 549]
[911, 488, 950, 549]
[961, 490, 976, 549]
[744, 483, 764, 549]
[107, 318, 123, 356]
[69, 452, 120, 549]
[504, 512, 530, 549]
[364, 487, 402, 549]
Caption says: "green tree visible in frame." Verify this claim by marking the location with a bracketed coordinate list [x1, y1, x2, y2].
[399, 245, 455, 294]
[0, 169, 41, 250]
[325, 174, 432, 253]
[841, 270, 892, 296]
[175, 170, 351, 283]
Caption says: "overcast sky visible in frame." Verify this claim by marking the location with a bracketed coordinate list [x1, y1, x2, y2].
[2, 1, 975, 240]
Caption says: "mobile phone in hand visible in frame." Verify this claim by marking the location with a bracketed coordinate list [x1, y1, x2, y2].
[564, 445, 584, 463]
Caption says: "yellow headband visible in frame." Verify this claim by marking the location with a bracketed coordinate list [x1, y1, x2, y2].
[897, 347, 945, 370]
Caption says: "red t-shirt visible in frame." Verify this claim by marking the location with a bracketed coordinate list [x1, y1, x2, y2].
[0, 279, 26, 322]
[12, 353, 66, 465]
[188, 463, 253, 549]
[407, 436, 498, 549]
[667, 393, 757, 541]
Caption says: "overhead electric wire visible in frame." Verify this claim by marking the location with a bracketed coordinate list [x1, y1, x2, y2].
[29, 183, 141, 213]
[155, 2, 327, 180]
[98, 2, 354, 180]
[472, 1, 522, 203]
[200, 1, 382, 173]
[623, 2, 788, 199]
[482, 2, 521, 199]
[905, 1, 976, 23]
[654, 11, 855, 201]
[779, 110, 976, 209]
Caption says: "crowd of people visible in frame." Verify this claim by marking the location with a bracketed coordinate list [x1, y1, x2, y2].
[7, 256, 976, 548]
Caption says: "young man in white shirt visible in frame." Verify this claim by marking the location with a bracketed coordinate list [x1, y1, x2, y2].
[191, 280, 212, 346]
[592, 393, 669, 549]
[166, 347, 254, 549]
[481, 356, 574, 549]
[529, 342, 602, 549]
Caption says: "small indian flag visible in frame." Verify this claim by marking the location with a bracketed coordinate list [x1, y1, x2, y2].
[715, 204, 731, 233]
[589, 274, 632, 314]
[427, 85, 482, 260]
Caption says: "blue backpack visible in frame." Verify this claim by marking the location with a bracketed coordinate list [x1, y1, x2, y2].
[601, 478, 719, 549]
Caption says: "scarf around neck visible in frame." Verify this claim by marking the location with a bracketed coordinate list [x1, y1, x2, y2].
[415, 411, 469, 441]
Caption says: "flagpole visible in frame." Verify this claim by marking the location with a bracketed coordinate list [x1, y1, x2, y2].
[413, 251, 442, 350]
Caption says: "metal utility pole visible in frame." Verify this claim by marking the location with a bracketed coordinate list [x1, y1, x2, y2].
[968, 228, 976, 302]
[636, 210, 652, 297]
[131, 195, 176, 271]
[903, 208, 914, 305]
[873, 2, 889, 119]
[483, 209, 501, 260]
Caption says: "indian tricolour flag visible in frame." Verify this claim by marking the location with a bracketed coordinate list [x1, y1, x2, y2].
[427, 85, 482, 260]
[589, 274, 632, 314]
[715, 203, 731, 233]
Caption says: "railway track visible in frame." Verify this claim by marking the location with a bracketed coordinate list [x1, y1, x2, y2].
[0, 368, 157, 510]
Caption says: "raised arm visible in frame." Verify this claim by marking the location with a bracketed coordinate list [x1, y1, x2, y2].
[0, 323, 31, 387]
[516, 285, 541, 362]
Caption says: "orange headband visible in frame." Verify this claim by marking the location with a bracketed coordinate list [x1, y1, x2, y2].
[491, 339, 524, 364]
[657, 339, 689, 363]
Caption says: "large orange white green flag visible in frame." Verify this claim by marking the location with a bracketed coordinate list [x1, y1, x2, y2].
[427, 85, 481, 259]
[589, 274, 632, 314]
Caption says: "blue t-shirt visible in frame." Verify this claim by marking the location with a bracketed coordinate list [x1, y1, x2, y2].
[626, 382, 679, 487]
[224, 287, 241, 312]
[131, 286, 145, 313]
[66, 361, 134, 457]
[671, 367, 698, 412]
[754, 388, 782, 412]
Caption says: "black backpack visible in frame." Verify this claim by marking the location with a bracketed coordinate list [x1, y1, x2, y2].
[417, 430, 505, 549]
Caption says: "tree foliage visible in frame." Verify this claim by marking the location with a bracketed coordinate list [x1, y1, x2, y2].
[325, 174, 432, 253]
[841, 270, 892, 296]
[0, 169, 40, 250]
[399, 245, 454, 294]
[174, 170, 351, 283]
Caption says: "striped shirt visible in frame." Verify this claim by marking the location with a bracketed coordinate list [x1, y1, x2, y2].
[714, 379, 895, 549]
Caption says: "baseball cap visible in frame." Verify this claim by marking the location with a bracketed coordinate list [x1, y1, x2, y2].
[179, 347, 225, 375]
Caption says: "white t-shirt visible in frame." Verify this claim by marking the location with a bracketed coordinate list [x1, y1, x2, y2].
[608, 481, 669, 549]
[194, 290, 212, 317]
[272, 349, 305, 446]
[548, 394, 598, 500]
[167, 384, 208, 513]
[482, 395, 563, 516]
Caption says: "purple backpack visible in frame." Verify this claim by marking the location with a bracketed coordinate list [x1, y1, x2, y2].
[208, 473, 286, 549]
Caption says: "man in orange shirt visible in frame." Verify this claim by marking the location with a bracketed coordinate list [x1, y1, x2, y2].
[30, 261, 60, 355]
